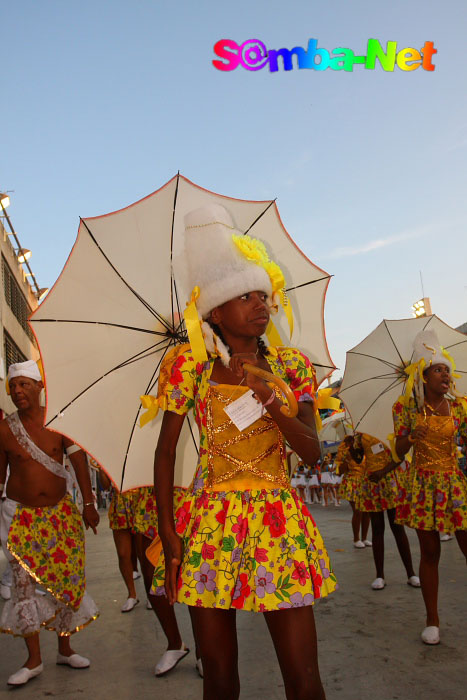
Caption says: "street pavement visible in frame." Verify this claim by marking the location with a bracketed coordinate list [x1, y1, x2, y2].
[0, 501, 465, 699]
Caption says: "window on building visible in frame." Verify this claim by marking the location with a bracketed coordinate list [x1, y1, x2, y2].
[3, 330, 27, 371]
[1, 255, 35, 343]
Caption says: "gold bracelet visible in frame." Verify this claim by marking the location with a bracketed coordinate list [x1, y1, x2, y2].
[407, 434, 415, 444]
[83, 501, 94, 507]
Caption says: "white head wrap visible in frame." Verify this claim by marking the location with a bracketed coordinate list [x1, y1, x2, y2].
[411, 330, 452, 406]
[7, 360, 42, 383]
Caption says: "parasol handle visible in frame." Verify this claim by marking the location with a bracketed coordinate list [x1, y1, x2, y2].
[243, 363, 298, 418]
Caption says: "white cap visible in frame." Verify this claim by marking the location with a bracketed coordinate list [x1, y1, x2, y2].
[7, 360, 42, 383]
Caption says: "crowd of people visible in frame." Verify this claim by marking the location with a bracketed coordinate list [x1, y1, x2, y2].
[0, 202, 465, 699]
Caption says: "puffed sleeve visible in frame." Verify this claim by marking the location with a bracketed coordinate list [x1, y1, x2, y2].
[277, 347, 317, 402]
[157, 344, 196, 415]
[392, 396, 413, 437]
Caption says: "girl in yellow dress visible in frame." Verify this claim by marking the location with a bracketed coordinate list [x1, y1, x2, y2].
[392, 330, 467, 645]
[151, 203, 336, 699]
[335, 436, 371, 547]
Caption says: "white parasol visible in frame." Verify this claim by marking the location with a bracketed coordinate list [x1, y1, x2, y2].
[339, 315, 467, 446]
[30, 174, 335, 491]
[319, 410, 353, 444]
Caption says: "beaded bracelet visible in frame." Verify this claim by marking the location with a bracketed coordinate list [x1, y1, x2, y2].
[262, 391, 275, 408]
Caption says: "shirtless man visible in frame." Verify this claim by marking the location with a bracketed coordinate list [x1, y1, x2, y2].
[0, 360, 99, 686]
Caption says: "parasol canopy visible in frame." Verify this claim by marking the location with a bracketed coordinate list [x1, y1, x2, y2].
[30, 174, 335, 491]
[339, 315, 467, 446]
[319, 410, 353, 444]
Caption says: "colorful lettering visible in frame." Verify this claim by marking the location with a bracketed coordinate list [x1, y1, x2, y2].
[212, 38, 437, 73]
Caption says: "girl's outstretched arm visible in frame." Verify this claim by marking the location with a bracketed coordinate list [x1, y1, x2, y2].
[154, 410, 186, 605]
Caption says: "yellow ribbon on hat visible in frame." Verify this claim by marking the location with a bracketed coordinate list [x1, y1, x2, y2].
[266, 319, 283, 347]
[183, 286, 208, 364]
[278, 289, 293, 339]
[441, 347, 460, 378]
[139, 394, 167, 428]
[314, 389, 342, 431]
[403, 358, 426, 406]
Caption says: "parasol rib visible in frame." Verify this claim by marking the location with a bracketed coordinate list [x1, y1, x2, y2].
[383, 320, 405, 367]
[346, 350, 404, 372]
[350, 375, 403, 430]
[45, 337, 174, 425]
[339, 372, 403, 394]
[81, 219, 173, 333]
[120, 341, 177, 488]
[169, 173, 181, 325]
[30, 319, 171, 338]
[286, 276, 332, 292]
[243, 200, 276, 235]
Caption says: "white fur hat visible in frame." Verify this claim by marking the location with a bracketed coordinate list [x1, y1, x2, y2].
[183, 203, 272, 318]
[412, 330, 451, 371]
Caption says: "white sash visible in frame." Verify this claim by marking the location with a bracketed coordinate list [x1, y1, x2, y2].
[6, 412, 73, 491]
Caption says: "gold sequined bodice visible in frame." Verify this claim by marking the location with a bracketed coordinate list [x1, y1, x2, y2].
[205, 385, 288, 491]
[414, 414, 457, 472]
[361, 434, 391, 473]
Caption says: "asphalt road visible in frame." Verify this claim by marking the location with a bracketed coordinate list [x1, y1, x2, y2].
[0, 501, 465, 699]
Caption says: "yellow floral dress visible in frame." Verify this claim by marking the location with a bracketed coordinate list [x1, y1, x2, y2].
[109, 487, 186, 540]
[152, 344, 337, 612]
[392, 396, 467, 531]
[354, 434, 402, 512]
[335, 443, 365, 503]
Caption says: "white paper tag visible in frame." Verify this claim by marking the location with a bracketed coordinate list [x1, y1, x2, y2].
[371, 442, 385, 455]
[224, 389, 263, 432]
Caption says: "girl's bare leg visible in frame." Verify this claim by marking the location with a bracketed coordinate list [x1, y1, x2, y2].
[454, 529, 467, 559]
[112, 529, 137, 598]
[264, 606, 326, 700]
[416, 529, 440, 626]
[349, 501, 361, 541]
[136, 534, 182, 649]
[130, 533, 139, 573]
[387, 508, 416, 577]
[361, 512, 371, 541]
[189, 607, 239, 700]
[370, 511, 385, 578]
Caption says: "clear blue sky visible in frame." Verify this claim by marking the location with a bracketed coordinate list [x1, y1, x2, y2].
[2, 0, 466, 375]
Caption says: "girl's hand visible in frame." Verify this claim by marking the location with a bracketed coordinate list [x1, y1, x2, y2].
[161, 529, 183, 605]
[229, 353, 270, 399]
[412, 424, 428, 441]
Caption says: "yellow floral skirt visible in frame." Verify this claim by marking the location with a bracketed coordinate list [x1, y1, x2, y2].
[337, 473, 362, 502]
[395, 466, 467, 532]
[152, 488, 337, 611]
[133, 486, 187, 540]
[108, 489, 139, 531]
[354, 469, 401, 512]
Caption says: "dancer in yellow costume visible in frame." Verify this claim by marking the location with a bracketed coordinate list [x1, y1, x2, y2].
[150, 204, 336, 700]
[352, 431, 419, 590]
[335, 436, 371, 547]
[104, 473, 189, 675]
[392, 330, 467, 645]
[0, 361, 99, 686]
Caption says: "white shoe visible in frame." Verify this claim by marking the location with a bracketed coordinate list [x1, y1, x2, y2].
[353, 540, 365, 548]
[407, 575, 421, 588]
[440, 533, 453, 542]
[363, 539, 372, 547]
[371, 577, 386, 590]
[133, 570, 141, 579]
[195, 658, 204, 678]
[155, 644, 189, 676]
[0, 583, 11, 600]
[121, 597, 139, 613]
[146, 599, 152, 610]
[57, 653, 90, 668]
[421, 626, 440, 645]
[8, 664, 43, 685]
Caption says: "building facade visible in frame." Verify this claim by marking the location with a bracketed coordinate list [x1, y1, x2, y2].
[0, 218, 39, 415]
